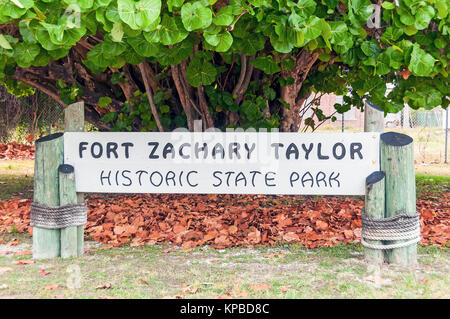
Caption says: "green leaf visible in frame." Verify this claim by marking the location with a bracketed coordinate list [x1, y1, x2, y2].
[303, 16, 322, 41]
[63, 0, 94, 9]
[0, 34, 12, 50]
[167, 0, 184, 12]
[186, 51, 217, 87]
[408, 43, 435, 76]
[204, 31, 233, 52]
[127, 34, 161, 56]
[14, 42, 40, 67]
[111, 22, 124, 42]
[158, 14, 188, 45]
[381, 1, 395, 10]
[98, 96, 112, 107]
[361, 40, 381, 57]
[351, 0, 373, 21]
[414, 6, 435, 30]
[233, 33, 265, 56]
[118, 0, 161, 30]
[329, 21, 348, 44]
[250, 55, 281, 75]
[213, 6, 234, 26]
[181, 1, 212, 31]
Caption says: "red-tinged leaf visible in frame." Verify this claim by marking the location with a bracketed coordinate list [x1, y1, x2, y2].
[237, 290, 249, 298]
[14, 251, 32, 256]
[344, 229, 354, 239]
[280, 285, 290, 292]
[139, 279, 149, 285]
[315, 220, 329, 231]
[40, 269, 50, 276]
[249, 283, 271, 291]
[15, 260, 34, 265]
[42, 284, 58, 290]
[7, 240, 19, 246]
[96, 283, 112, 289]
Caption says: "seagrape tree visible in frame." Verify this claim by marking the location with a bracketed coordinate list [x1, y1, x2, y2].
[0, 0, 448, 132]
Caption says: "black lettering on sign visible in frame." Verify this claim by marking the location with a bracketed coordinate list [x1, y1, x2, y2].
[235, 172, 247, 187]
[136, 170, 148, 186]
[229, 143, 240, 159]
[79, 142, 88, 158]
[265, 172, 276, 187]
[224, 171, 234, 186]
[186, 171, 198, 187]
[100, 170, 111, 186]
[179, 143, 191, 159]
[329, 172, 341, 187]
[150, 171, 163, 187]
[106, 142, 118, 159]
[163, 143, 175, 159]
[166, 171, 176, 186]
[122, 170, 132, 186]
[212, 171, 222, 187]
[212, 143, 225, 159]
[301, 172, 314, 187]
[91, 142, 103, 158]
[148, 142, 159, 159]
[250, 171, 262, 187]
[301, 143, 313, 160]
[195, 143, 208, 159]
[350, 143, 363, 159]
[332, 143, 346, 160]
[178, 171, 184, 187]
[271, 143, 284, 159]
[286, 143, 299, 160]
[317, 143, 329, 160]
[316, 171, 327, 187]
[244, 143, 256, 159]
[121, 143, 133, 158]
[289, 172, 300, 187]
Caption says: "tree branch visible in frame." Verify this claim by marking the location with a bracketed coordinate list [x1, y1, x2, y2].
[138, 62, 164, 132]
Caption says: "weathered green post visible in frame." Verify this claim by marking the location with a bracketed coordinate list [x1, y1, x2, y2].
[363, 100, 385, 264]
[64, 102, 85, 256]
[380, 132, 418, 266]
[364, 171, 385, 264]
[364, 101, 385, 133]
[59, 164, 78, 258]
[32, 133, 64, 259]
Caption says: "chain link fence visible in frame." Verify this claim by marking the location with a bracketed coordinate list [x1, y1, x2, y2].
[0, 86, 64, 144]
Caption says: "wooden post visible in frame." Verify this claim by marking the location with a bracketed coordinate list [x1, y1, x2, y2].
[33, 133, 64, 259]
[380, 132, 417, 266]
[64, 102, 85, 256]
[364, 100, 384, 133]
[59, 164, 78, 258]
[364, 171, 385, 264]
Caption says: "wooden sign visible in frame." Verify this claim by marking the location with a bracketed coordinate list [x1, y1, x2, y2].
[63, 132, 380, 195]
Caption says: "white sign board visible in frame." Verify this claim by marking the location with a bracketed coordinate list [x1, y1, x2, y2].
[63, 132, 380, 195]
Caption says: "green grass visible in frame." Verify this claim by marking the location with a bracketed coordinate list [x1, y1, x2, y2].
[416, 174, 450, 198]
[0, 232, 448, 299]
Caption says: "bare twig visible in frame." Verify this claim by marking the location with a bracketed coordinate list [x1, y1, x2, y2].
[138, 62, 164, 132]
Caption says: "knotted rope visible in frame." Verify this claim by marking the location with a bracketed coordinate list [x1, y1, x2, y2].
[361, 209, 421, 250]
[30, 202, 87, 229]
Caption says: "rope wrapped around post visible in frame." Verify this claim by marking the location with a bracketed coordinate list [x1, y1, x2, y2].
[361, 209, 421, 250]
[30, 202, 87, 230]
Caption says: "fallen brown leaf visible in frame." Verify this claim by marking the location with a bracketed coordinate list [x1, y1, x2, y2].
[96, 283, 112, 289]
[42, 284, 58, 290]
